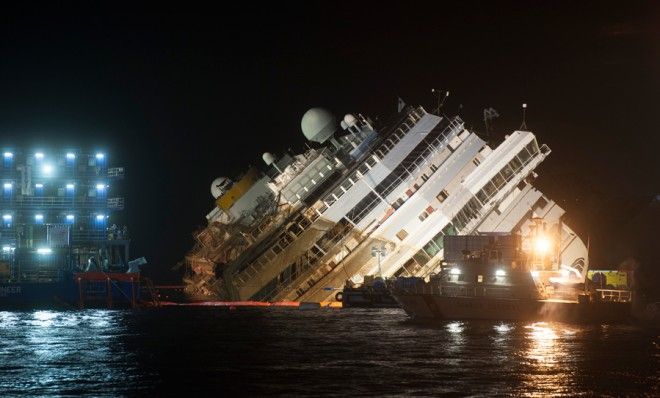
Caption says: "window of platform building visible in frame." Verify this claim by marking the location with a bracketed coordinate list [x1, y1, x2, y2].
[437, 189, 449, 203]
[396, 229, 408, 241]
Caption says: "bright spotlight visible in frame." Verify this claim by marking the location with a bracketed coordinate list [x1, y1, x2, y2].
[35, 152, 44, 159]
[35, 183, 44, 188]
[66, 214, 75, 221]
[35, 214, 44, 222]
[3, 152, 13, 158]
[450, 268, 461, 275]
[495, 269, 506, 277]
[96, 214, 105, 221]
[96, 183, 106, 190]
[560, 269, 569, 278]
[95, 153, 104, 160]
[534, 236, 551, 254]
[66, 153, 76, 160]
[2, 246, 10, 252]
[36, 247, 52, 255]
[66, 183, 74, 189]
[531, 270, 540, 278]
[2, 214, 11, 221]
[3, 183, 12, 189]
[42, 164, 54, 175]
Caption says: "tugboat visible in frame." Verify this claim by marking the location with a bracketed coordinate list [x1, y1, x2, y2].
[391, 232, 633, 322]
[336, 275, 398, 308]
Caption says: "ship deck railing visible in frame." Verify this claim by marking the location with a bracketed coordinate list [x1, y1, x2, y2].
[595, 289, 632, 302]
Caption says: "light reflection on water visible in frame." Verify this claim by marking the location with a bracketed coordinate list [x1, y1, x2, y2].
[0, 308, 657, 396]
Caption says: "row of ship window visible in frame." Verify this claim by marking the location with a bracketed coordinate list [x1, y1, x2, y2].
[411, 139, 541, 266]
[238, 109, 427, 283]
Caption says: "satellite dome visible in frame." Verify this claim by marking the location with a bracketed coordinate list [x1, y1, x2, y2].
[301, 108, 337, 143]
[262, 152, 276, 166]
[210, 177, 233, 199]
[343, 114, 357, 127]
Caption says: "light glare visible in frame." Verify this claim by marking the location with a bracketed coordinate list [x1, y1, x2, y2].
[35, 152, 44, 159]
[495, 269, 506, 277]
[37, 247, 52, 255]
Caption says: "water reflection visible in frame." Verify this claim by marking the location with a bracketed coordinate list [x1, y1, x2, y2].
[521, 322, 578, 396]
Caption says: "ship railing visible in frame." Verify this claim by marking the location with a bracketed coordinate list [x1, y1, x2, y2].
[596, 289, 632, 302]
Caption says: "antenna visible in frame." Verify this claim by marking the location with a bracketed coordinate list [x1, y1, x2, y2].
[431, 88, 449, 114]
[520, 103, 528, 130]
[483, 107, 500, 138]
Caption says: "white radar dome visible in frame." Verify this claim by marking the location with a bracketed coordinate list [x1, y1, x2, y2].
[210, 177, 233, 199]
[262, 152, 276, 166]
[301, 107, 338, 143]
[343, 114, 357, 127]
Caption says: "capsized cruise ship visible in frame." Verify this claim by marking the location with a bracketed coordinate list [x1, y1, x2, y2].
[183, 104, 588, 303]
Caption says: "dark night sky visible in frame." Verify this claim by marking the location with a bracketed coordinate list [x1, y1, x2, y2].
[0, 2, 658, 281]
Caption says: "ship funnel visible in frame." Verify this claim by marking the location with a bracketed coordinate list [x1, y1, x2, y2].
[262, 152, 276, 166]
[301, 107, 338, 144]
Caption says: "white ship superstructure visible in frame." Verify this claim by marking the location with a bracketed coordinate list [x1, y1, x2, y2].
[184, 105, 587, 302]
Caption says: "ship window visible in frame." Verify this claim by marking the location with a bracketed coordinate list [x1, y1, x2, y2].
[272, 244, 283, 254]
[517, 148, 532, 164]
[423, 241, 440, 258]
[412, 250, 430, 266]
[476, 190, 487, 204]
[421, 173, 429, 182]
[437, 190, 449, 203]
[491, 173, 505, 189]
[367, 156, 378, 167]
[396, 229, 408, 241]
[430, 164, 438, 172]
[418, 211, 429, 222]
[391, 197, 405, 209]
[526, 141, 539, 156]
[442, 223, 456, 236]
[509, 156, 523, 172]
[501, 164, 515, 182]
[473, 158, 481, 166]
[358, 164, 369, 176]
[477, 275, 483, 283]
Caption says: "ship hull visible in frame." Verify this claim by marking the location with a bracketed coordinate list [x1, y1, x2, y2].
[393, 293, 632, 323]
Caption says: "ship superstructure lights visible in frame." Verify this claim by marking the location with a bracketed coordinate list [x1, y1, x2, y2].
[3, 152, 12, 158]
[3, 183, 12, 189]
[66, 183, 74, 189]
[2, 246, 10, 252]
[495, 269, 506, 277]
[95, 153, 104, 160]
[36, 247, 52, 255]
[2, 214, 11, 221]
[66, 214, 75, 221]
[534, 235, 551, 254]
[35, 152, 44, 159]
[66, 153, 76, 160]
[42, 164, 54, 175]
[96, 183, 106, 190]
[35, 214, 44, 222]
[35, 183, 44, 188]
[96, 214, 106, 221]
[450, 268, 461, 275]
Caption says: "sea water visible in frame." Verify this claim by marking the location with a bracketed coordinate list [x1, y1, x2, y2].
[0, 308, 658, 396]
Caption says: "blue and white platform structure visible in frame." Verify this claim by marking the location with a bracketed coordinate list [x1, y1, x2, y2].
[0, 149, 135, 308]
